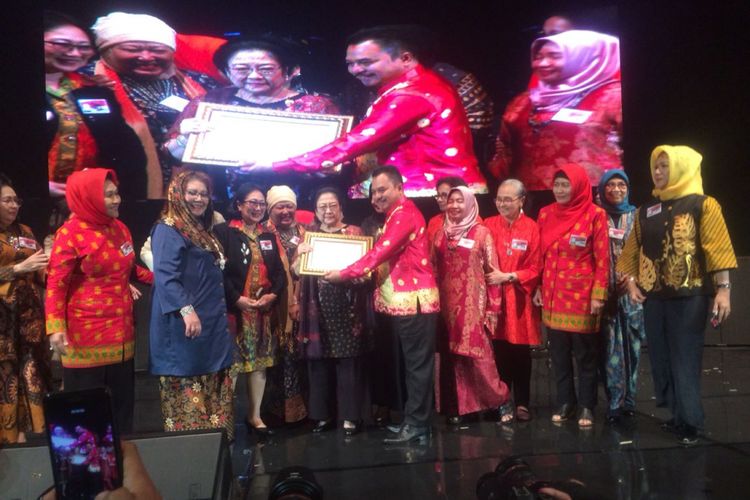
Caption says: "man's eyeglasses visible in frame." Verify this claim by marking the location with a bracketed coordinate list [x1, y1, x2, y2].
[45, 40, 95, 54]
[434, 193, 449, 200]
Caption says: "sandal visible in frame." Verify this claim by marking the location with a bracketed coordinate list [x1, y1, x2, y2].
[551, 403, 576, 423]
[498, 402, 515, 424]
[578, 408, 594, 428]
[516, 405, 532, 422]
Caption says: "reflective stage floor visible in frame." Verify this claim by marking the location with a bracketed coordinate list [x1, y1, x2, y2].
[130, 346, 750, 499]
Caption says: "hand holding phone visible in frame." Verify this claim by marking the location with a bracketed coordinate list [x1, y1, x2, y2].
[44, 388, 123, 499]
[711, 310, 720, 329]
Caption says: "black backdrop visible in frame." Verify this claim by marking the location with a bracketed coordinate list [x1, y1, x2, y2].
[2, 0, 748, 253]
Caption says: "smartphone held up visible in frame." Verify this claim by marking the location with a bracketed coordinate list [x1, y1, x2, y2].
[43, 387, 123, 499]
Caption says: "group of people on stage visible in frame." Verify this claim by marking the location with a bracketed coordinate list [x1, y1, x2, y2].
[0, 9, 737, 452]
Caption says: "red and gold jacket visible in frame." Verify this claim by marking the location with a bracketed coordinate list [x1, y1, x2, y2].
[273, 65, 488, 198]
[484, 213, 542, 345]
[537, 204, 609, 333]
[45, 216, 151, 368]
[340, 197, 439, 316]
[488, 81, 622, 191]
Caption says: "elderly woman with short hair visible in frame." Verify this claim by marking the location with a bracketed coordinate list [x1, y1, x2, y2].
[484, 179, 542, 423]
[168, 35, 339, 200]
[293, 187, 371, 435]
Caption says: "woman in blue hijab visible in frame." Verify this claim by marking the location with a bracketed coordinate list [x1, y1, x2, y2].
[597, 170, 645, 423]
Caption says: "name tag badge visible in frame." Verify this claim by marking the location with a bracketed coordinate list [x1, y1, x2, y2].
[457, 238, 475, 249]
[569, 235, 587, 248]
[510, 239, 528, 251]
[18, 237, 37, 250]
[550, 108, 593, 124]
[159, 95, 190, 112]
[120, 242, 134, 256]
[290, 236, 301, 246]
[646, 203, 662, 218]
[608, 227, 626, 240]
[260, 240, 273, 251]
[77, 98, 111, 115]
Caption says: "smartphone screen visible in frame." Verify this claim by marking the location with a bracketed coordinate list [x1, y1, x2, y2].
[43, 388, 123, 499]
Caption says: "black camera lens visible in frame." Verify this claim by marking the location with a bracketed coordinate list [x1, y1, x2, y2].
[268, 466, 323, 500]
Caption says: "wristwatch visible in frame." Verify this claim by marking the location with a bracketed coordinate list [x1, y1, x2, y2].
[180, 304, 195, 317]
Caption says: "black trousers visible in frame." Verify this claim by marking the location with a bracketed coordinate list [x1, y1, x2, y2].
[493, 340, 532, 407]
[307, 356, 367, 421]
[370, 312, 406, 411]
[643, 295, 708, 431]
[62, 359, 134, 434]
[548, 329, 598, 409]
[391, 312, 438, 426]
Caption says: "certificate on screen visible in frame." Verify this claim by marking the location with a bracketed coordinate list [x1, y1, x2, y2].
[181, 102, 354, 168]
[299, 232, 373, 276]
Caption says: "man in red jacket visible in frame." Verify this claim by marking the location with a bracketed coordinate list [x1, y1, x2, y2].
[270, 25, 488, 199]
[325, 165, 439, 444]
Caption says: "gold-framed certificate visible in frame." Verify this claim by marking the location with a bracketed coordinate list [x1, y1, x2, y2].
[181, 102, 354, 167]
[299, 232, 373, 276]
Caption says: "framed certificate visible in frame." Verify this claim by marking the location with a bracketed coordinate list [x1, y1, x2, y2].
[299, 232, 373, 276]
[181, 102, 354, 167]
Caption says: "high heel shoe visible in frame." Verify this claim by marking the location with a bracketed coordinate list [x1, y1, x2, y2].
[551, 403, 577, 423]
[245, 419, 275, 436]
[312, 420, 335, 433]
[577, 408, 594, 428]
[343, 420, 362, 436]
[447, 415, 463, 425]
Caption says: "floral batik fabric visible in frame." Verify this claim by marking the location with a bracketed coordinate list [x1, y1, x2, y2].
[0, 224, 50, 442]
[158, 368, 234, 440]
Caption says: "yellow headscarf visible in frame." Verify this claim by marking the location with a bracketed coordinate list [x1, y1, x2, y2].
[650, 145, 704, 201]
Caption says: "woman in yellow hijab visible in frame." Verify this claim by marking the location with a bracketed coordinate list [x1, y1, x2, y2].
[617, 145, 736, 446]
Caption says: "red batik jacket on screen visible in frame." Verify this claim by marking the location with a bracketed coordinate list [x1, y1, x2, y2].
[273, 65, 488, 198]
[340, 197, 439, 316]
[488, 81, 622, 191]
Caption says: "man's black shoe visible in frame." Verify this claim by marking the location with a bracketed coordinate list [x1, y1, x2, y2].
[383, 424, 430, 445]
[386, 423, 403, 434]
[678, 426, 699, 446]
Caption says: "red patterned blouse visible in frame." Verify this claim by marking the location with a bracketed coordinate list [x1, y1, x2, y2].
[537, 204, 609, 333]
[45, 216, 150, 368]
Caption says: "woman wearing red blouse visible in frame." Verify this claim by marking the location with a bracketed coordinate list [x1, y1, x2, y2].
[489, 30, 621, 217]
[534, 163, 609, 428]
[46, 168, 150, 433]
